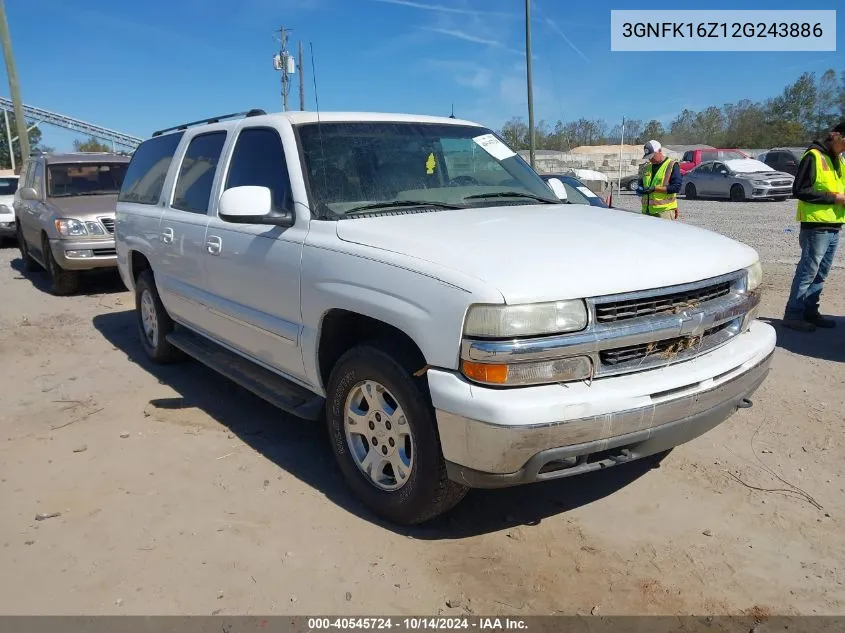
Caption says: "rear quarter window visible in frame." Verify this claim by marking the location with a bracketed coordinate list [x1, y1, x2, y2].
[118, 132, 185, 205]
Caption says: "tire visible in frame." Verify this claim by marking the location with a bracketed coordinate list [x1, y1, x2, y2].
[685, 183, 697, 199]
[42, 236, 79, 295]
[729, 184, 746, 202]
[17, 224, 40, 272]
[326, 344, 468, 525]
[627, 179, 638, 192]
[135, 269, 181, 363]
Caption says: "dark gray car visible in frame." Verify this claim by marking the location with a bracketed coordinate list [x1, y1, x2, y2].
[14, 152, 130, 294]
[683, 158, 793, 202]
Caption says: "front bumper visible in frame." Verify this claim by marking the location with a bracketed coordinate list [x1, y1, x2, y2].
[429, 321, 776, 488]
[0, 218, 15, 237]
[49, 238, 117, 270]
[750, 185, 792, 198]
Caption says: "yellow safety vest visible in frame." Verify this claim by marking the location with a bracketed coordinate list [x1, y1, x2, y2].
[795, 149, 845, 223]
[641, 159, 678, 215]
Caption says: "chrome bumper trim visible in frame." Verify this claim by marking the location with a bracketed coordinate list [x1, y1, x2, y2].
[437, 350, 773, 476]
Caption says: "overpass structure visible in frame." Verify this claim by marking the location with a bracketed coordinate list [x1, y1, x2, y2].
[0, 97, 143, 161]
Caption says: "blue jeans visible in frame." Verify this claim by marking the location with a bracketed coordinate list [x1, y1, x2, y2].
[783, 227, 840, 320]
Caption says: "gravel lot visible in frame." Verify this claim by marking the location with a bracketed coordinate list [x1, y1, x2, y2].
[1, 199, 844, 617]
[612, 192, 842, 270]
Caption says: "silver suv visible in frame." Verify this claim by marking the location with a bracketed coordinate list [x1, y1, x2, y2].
[14, 152, 130, 294]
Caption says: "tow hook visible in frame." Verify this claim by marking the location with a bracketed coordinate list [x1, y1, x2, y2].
[737, 398, 753, 409]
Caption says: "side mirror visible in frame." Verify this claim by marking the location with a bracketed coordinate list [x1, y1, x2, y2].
[19, 187, 38, 201]
[218, 186, 294, 227]
[546, 178, 568, 201]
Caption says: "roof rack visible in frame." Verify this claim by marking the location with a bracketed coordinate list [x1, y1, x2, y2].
[151, 109, 267, 137]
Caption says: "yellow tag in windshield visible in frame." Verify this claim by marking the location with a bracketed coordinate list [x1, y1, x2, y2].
[426, 153, 436, 175]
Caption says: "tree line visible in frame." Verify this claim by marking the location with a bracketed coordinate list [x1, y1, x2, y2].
[499, 68, 845, 151]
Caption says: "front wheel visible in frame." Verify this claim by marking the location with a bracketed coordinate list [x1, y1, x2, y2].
[730, 184, 746, 202]
[135, 269, 181, 363]
[326, 344, 468, 525]
[627, 179, 638, 192]
[42, 237, 79, 295]
[17, 224, 40, 272]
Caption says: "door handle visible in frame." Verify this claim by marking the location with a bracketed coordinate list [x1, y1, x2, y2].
[161, 227, 174, 244]
[206, 235, 222, 256]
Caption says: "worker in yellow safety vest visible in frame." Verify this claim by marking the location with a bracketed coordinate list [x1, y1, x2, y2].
[782, 119, 845, 332]
[637, 140, 682, 220]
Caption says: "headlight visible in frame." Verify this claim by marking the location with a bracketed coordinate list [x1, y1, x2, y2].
[463, 300, 588, 338]
[55, 218, 88, 237]
[751, 180, 770, 186]
[0, 204, 12, 215]
[54, 219, 106, 236]
[745, 261, 763, 292]
[461, 356, 592, 387]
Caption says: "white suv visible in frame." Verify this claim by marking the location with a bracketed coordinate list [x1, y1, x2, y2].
[115, 109, 776, 524]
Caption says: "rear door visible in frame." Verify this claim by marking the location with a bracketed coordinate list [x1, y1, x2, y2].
[202, 124, 307, 380]
[156, 131, 227, 334]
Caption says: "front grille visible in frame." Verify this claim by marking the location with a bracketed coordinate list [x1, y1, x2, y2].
[594, 281, 732, 324]
[600, 321, 734, 367]
[772, 180, 791, 187]
[92, 248, 116, 257]
[99, 217, 115, 234]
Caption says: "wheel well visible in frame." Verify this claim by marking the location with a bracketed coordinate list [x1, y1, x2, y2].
[318, 310, 426, 388]
[130, 251, 151, 281]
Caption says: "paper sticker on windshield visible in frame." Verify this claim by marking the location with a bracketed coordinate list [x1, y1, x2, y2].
[426, 153, 436, 175]
[576, 186, 598, 198]
[472, 134, 516, 161]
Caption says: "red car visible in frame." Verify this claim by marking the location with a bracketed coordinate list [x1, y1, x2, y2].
[679, 148, 748, 175]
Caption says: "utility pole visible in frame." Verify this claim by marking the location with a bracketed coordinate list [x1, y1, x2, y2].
[275, 26, 290, 111]
[0, 0, 29, 169]
[298, 41, 305, 110]
[3, 108, 14, 171]
[524, 0, 535, 169]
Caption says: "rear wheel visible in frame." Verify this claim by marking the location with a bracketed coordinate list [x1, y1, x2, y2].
[685, 183, 697, 199]
[135, 269, 181, 363]
[730, 184, 746, 202]
[42, 236, 79, 295]
[326, 344, 468, 524]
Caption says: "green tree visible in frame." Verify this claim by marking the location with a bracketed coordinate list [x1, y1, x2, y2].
[668, 109, 697, 144]
[0, 112, 43, 170]
[500, 117, 529, 150]
[641, 120, 665, 141]
[814, 69, 840, 137]
[73, 136, 111, 152]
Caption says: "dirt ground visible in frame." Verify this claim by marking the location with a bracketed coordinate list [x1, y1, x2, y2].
[1, 211, 844, 616]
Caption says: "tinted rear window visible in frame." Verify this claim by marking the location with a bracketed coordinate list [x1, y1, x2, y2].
[118, 132, 185, 205]
[0, 177, 18, 195]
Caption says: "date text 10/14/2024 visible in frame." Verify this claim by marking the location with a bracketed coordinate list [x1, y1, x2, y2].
[307, 618, 528, 631]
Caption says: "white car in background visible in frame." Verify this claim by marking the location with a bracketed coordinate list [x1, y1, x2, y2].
[0, 172, 19, 243]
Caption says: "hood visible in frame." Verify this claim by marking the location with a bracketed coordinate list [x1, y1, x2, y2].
[335, 205, 759, 304]
[46, 194, 118, 218]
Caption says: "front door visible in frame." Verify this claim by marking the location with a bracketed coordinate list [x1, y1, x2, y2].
[156, 130, 227, 335]
[202, 125, 307, 381]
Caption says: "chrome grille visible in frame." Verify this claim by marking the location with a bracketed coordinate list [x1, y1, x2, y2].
[600, 321, 734, 367]
[99, 217, 115, 234]
[593, 280, 732, 324]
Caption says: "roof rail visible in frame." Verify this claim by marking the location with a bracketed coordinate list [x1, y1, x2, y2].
[151, 109, 267, 137]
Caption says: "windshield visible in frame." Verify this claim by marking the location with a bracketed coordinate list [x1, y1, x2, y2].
[701, 150, 746, 162]
[0, 177, 18, 196]
[47, 163, 128, 197]
[296, 121, 559, 218]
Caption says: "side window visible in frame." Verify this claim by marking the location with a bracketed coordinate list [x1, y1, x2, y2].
[224, 127, 292, 212]
[714, 162, 728, 174]
[172, 132, 227, 214]
[32, 161, 44, 192]
[119, 132, 184, 205]
[696, 163, 712, 174]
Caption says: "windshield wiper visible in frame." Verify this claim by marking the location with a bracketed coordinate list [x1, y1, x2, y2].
[344, 200, 466, 215]
[462, 191, 557, 204]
